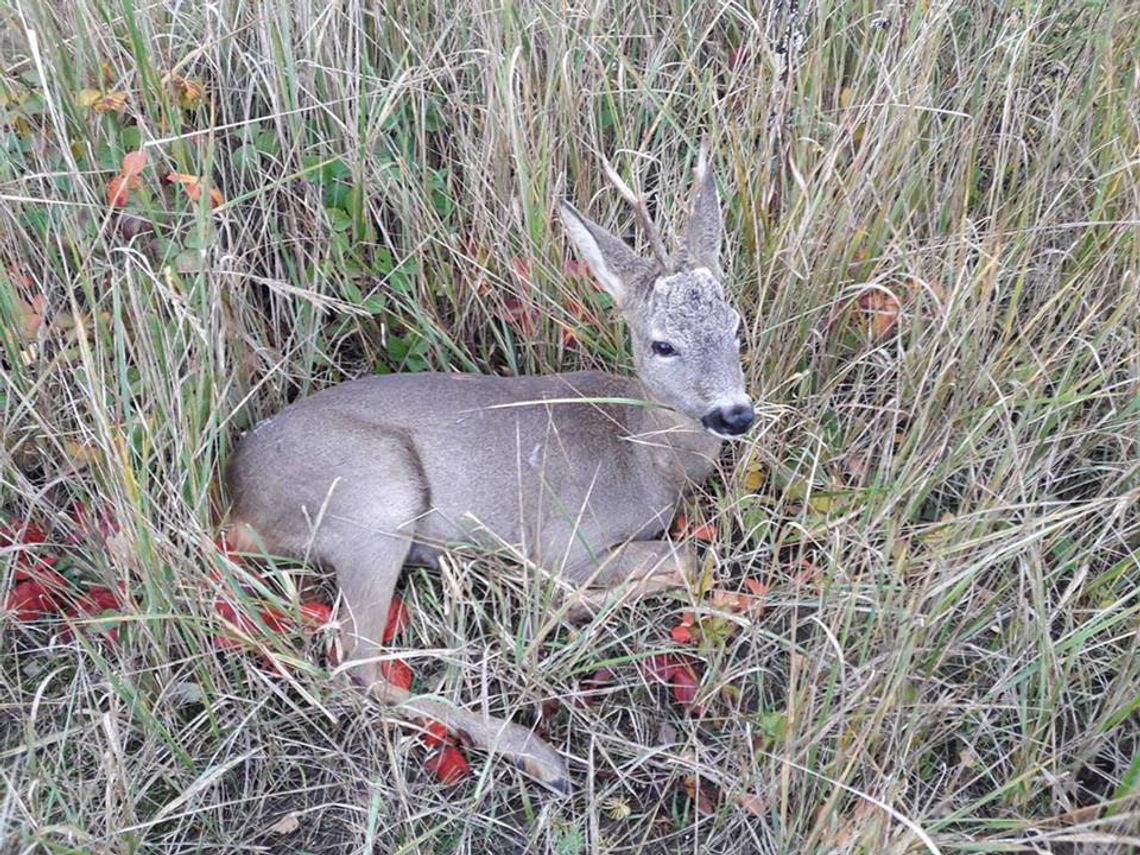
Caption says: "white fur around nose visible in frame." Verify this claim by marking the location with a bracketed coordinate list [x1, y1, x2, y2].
[708, 393, 753, 414]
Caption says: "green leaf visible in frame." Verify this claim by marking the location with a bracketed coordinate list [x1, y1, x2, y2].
[324, 158, 351, 181]
[430, 170, 454, 219]
[325, 207, 351, 232]
[232, 143, 260, 172]
[387, 334, 430, 372]
[324, 181, 351, 209]
[120, 125, 142, 151]
[254, 130, 279, 157]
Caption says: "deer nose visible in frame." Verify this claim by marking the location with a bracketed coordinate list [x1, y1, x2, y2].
[701, 402, 754, 436]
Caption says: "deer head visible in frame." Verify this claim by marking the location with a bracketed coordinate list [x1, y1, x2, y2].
[558, 148, 754, 438]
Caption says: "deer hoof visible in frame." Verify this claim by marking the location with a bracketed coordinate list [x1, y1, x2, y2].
[516, 755, 571, 795]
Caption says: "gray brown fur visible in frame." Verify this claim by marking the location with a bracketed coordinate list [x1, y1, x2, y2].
[224, 147, 753, 792]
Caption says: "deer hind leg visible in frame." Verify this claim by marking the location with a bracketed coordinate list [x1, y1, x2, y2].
[229, 422, 569, 791]
[237, 500, 570, 791]
[563, 539, 699, 620]
[323, 528, 569, 793]
[299, 469, 569, 791]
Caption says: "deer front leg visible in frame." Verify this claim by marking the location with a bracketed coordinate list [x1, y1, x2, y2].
[562, 539, 698, 620]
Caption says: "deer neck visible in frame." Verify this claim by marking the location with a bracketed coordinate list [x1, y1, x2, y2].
[625, 380, 723, 488]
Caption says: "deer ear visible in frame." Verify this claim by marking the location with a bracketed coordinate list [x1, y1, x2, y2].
[681, 146, 723, 274]
[558, 201, 654, 307]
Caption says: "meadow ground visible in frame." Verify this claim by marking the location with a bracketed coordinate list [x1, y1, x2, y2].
[1, 0, 1138, 852]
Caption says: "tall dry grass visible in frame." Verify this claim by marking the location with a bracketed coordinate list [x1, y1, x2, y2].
[1, 0, 1138, 852]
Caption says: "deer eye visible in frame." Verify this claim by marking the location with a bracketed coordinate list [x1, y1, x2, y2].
[651, 341, 678, 357]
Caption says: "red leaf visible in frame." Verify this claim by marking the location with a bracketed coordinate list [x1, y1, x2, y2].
[120, 150, 148, 179]
[212, 634, 244, 651]
[166, 173, 224, 208]
[14, 293, 46, 339]
[743, 578, 767, 598]
[856, 289, 901, 339]
[62, 587, 123, 644]
[70, 502, 120, 541]
[214, 599, 243, 625]
[84, 586, 120, 612]
[166, 172, 202, 202]
[299, 602, 332, 628]
[670, 513, 717, 542]
[499, 296, 538, 336]
[683, 776, 719, 815]
[382, 595, 407, 643]
[6, 266, 33, 290]
[670, 612, 695, 644]
[207, 536, 269, 601]
[690, 522, 718, 543]
[1, 519, 47, 547]
[558, 297, 600, 349]
[5, 581, 58, 621]
[642, 653, 683, 684]
[670, 625, 693, 644]
[3, 519, 57, 574]
[14, 567, 67, 595]
[68, 597, 98, 618]
[13, 561, 59, 583]
[215, 599, 259, 639]
[106, 175, 134, 207]
[380, 658, 413, 691]
[420, 718, 453, 749]
[641, 654, 705, 715]
[65, 619, 120, 646]
[425, 746, 471, 785]
[564, 257, 603, 291]
[258, 607, 290, 633]
[670, 663, 704, 715]
[509, 257, 531, 285]
[561, 297, 587, 320]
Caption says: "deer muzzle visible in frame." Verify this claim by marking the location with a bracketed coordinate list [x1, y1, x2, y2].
[701, 401, 755, 437]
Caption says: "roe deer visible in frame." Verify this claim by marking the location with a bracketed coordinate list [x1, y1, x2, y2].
[224, 146, 753, 793]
